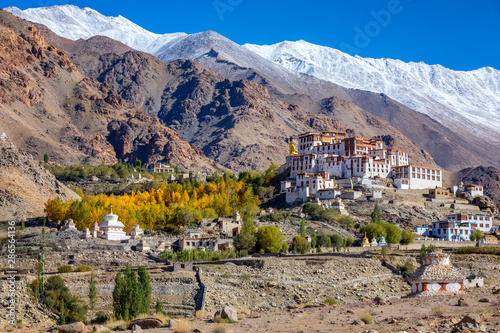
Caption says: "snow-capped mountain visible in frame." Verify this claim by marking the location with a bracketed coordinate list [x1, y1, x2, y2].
[5, 5, 500, 147]
[4, 5, 186, 54]
[244, 40, 500, 142]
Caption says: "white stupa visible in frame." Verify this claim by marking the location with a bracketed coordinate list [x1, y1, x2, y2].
[98, 206, 128, 240]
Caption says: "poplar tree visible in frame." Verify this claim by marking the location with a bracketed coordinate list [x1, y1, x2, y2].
[60, 298, 65, 325]
[300, 220, 306, 238]
[371, 204, 382, 224]
[155, 299, 164, 314]
[138, 266, 151, 315]
[89, 272, 97, 312]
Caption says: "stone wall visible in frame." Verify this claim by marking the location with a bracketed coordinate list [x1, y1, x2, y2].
[194, 267, 207, 311]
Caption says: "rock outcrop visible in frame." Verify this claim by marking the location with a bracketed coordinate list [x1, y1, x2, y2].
[0, 135, 80, 221]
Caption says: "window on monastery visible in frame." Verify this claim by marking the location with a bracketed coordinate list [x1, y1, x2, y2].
[480, 224, 483, 228]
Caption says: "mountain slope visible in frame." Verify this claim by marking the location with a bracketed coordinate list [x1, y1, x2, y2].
[23, 22, 436, 171]
[0, 10, 217, 171]
[244, 40, 500, 143]
[0, 135, 80, 222]
[5, 5, 499, 171]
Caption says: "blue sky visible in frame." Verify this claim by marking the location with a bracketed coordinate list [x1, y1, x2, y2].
[4, 0, 500, 71]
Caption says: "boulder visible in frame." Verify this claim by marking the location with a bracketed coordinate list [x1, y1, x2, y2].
[88, 326, 106, 332]
[459, 313, 482, 325]
[221, 306, 238, 322]
[127, 317, 162, 329]
[373, 296, 386, 305]
[131, 324, 142, 332]
[49, 322, 86, 333]
[457, 297, 468, 306]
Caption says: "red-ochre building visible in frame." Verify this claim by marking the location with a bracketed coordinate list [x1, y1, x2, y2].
[408, 249, 464, 296]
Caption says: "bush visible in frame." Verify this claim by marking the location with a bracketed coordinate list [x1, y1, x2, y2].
[431, 305, 445, 316]
[57, 265, 73, 273]
[397, 260, 415, 274]
[337, 215, 354, 228]
[359, 313, 374, 324]
[196, 310, 209, 319]
[212, 324, 231, 333]
[74, 265, 92, 272]
[291, 236, 311, 254]
[317, 234, 331, 248]
[91, 311, 109, 324]
[255, 225, 286, 253]
[401, 230, 415, 244]
[172, 318, 192, 333]
[324, 297, 338, 306]
[302, 203, 323, 218]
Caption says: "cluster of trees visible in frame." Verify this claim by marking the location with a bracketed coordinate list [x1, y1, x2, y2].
[290, 220, 354, 254]
[238, 163, 278, 201]
[44, 172, 260, 232]
[112, 266, 151, 321]
[360, 205, 414, 244]
[233, 216, 288, 254]
[46, 159, 155, 181]
[302, 203, 355, 227]
[160, 248, 248, 262]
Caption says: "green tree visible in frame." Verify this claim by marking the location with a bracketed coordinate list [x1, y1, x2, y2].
[234, 218, 256, 253]
[291, 236, 311, 254]
[371, 204, 382, 224]
[138, 266, 151, 315]
[470, 229, 483, 241]
[89, 272, 96, 312]
[311, 233, 317, 249]
[112, 265, 141, 321]
[300, 220, 306, 238]
[401, 230, 416, 244]
[381, 222, 402, 244]
[135, 158, 142, 169]
[155, 299, 164, 314]
[20, 221, 25, 230]
[330, 234, 344, 252]
[255, 225, 286, 253]
[60, 298, 65, 325]
[361, 223, 385, 242]
[346, 236, 354, 247]
[44, 153, 49, 163]
[317, 234, 331, 248]
[381, 246, 387, 259]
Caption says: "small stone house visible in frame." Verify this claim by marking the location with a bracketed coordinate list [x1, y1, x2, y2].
[173, 261, 193, 271]
[429, 188, 450, 198]
[463, 276, 484, 288]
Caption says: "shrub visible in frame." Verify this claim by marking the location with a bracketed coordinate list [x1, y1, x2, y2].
[172, 319, 192, 333]
[431, 305, 445, 316]
[317, 234, 331, 248]
[359, 313, 374, 324]
[196, 310, 209, 319]
[401, 230, 415, 244]
[397, 260, 415, 274]
[324, 297, 338, 306]
[291, 236, 310, 254]
[212, 324, 232, 333]
[255, 225, 286, 253]
[91, 311, 109, 324]
[57, 265, 73, 273]
[74, 265, 92, 272]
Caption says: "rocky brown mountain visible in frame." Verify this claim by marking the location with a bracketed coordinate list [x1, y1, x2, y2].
[0, 10, 217, 172]
[27, 23, 437, 171]
[0, 135, 80, 221]
[449, 166, 500, 204]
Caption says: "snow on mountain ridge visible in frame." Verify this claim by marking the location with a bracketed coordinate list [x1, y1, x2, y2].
[244, 40, 500, 141]
[4, 5, 187, 54]
[5, 5, 500, 144]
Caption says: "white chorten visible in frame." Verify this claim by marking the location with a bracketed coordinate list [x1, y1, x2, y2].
[98, 209, 128, 240]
